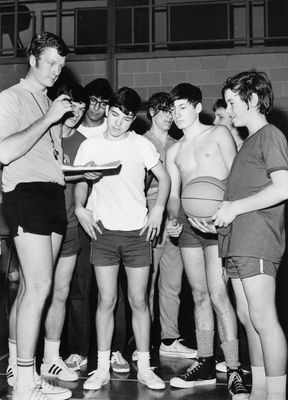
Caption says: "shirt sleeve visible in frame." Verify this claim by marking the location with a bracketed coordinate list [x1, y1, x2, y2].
[140, 136, 160, 171]
[0, 90, 21, 141]
[74, 139, 89, 166]
[261, 126, 288, 176]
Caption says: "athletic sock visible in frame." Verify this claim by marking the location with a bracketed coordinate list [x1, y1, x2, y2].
[221, 339, 240, 370]
[137, 351, 150, 373]
[266, 375, 286, 400]
[97, 350, 110, 373]
[195, 329, 214, 358]
[249, 366, 266, 400]
[16, 357, 34, 391]
[43, 337, 60, 363]
[8, 338, 17, 365]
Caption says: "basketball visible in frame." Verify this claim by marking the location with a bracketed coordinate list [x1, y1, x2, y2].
[181, 176, 226, 222]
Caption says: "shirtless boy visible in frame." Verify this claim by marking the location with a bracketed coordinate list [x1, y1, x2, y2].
[166, 83, 248, 399]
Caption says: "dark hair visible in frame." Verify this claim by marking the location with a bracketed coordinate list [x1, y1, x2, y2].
[146, 92, 172, 120]
[212, 98, 227, 112]
[171, 83, 202, 107]
[56, 81, 89, 106]
[85, 78, 113, 101]
[109, 87, 141, 117]
[222, 70, 273, 115]
[27, 32, 69, 63]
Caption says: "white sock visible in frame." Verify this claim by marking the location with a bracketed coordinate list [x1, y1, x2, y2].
[266, 375, 286, 400]
[8, 338, 17, 365]
[250, 366, 266, 400]
[16, 357, 34, 392]
[97, 350, 110, 373]
[137, 351, 150, 373]
[43, 337, 60, 363]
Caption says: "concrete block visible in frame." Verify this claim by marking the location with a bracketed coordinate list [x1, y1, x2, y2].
[270, 68, 288, 82]
[148, 57, 200, 72]
[119, 59, 148, 74]
[118, 73, 135, 87]
[135, 73, 160, 87]
[161, 71, 188, 86]
[188, 70, 215, 85]
[200, 55, 228, 70]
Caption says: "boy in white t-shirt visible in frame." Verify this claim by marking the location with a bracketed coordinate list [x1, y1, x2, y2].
[74, 87, 170, 391]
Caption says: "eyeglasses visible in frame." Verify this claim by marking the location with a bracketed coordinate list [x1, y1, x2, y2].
[89, 97, 109, 109]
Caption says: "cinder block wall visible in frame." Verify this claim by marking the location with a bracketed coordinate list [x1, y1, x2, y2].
[118, 53, 288, 123]
[1, 51, 288, 131]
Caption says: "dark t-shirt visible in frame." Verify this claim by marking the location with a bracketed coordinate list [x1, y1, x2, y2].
[62, 130, 86, 228]
[219, 123, 288, 263]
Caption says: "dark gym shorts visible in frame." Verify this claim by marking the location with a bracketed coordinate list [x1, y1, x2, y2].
[2, 182, 67, 237]
[225, 256, 279, 279]
[178, 207, 218, 249]
[91, 221, 151, 268]
[60, 224, 80, 257]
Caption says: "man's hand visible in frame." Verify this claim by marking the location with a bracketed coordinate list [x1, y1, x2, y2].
[140, 205, 164, 241]
[166, 218, 183, 237]
[188, 216, 217, 234]
[212, 201, 237, 227]
[83, 161, 103, 181]
[45, 94, 73, 125]
[75, 206, 102, 240]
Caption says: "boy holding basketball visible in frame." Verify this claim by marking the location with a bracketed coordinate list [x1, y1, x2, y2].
[166, 83, 249, 399]
[212, 70, 287, 400]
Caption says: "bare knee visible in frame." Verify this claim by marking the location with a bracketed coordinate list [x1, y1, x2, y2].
[129, 292, 147, 313]
[25, 277, 52, 303]
[209, 289, 230, 313]
[192, 288, 210, 308]
[52, 282, 70, 304]
[97, 293, 117, 313]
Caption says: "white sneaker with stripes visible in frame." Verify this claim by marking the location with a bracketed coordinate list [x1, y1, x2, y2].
[40, 357, 78, 381]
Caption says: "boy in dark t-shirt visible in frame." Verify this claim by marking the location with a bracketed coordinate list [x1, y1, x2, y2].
[212, 71, 287, 400]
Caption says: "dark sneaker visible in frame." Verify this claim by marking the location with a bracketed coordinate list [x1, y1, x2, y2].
[170, 356, 216, 388]
[227, 368, 249, 399]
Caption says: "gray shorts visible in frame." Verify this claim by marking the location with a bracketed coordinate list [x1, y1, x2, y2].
[225, 256, 279, 279]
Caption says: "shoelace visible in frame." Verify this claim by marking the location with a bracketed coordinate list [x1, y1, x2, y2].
[87, 369, 107, 379]
[66, 354, 82, 364]
[30, 386, 50, 400]
[111, 351, 126, 365]
[228, 371, 247, 393]
[184, 361, 202, 378]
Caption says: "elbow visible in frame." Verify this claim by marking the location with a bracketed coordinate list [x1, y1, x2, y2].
[0, 144, 13, 165]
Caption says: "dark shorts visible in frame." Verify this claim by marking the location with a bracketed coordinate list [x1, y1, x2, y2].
[60, 224, 80, 257]
[225, 256, 279, 279]
[178, 207, 218, 249]
[91, 222, 151, 268]
[2, 182, 67, 237]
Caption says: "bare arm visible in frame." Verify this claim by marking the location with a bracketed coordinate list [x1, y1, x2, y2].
[74, 180, 102, 240]
[165, 144, 183, 237]
[213, 169, 288, 227]
[0, 94, 72, 164]
[140, 160, 170, 240]
[216, 125, 237, 172]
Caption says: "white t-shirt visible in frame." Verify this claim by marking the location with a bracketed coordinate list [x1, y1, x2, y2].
[74, 131, 160, 230]
[77, 120, 107, 139]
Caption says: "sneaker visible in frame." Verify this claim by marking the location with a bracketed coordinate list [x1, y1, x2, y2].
[159, 339, 197, 359]
[65, 354, 87, 371]
[227, 369, 249, 400]
[35, 375, 72, 400]
[216, 361, 251, 374]
[12, 385, 50, 400]
[111, 351, 130, 373]
[137, 368, 165, 390]
[7, 365, 72, 399]
[132, 350, 138, 362]
[7, 364, 16, 387]
[41, 357, 78, 382]
[83, 369, 110, 390]
[170, 356, 216, 388]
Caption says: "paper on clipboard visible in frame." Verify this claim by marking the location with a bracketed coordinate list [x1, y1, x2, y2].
[62, 160, 121, 173]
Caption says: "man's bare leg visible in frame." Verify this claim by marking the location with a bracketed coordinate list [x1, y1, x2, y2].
[13, 230, 62, 393]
